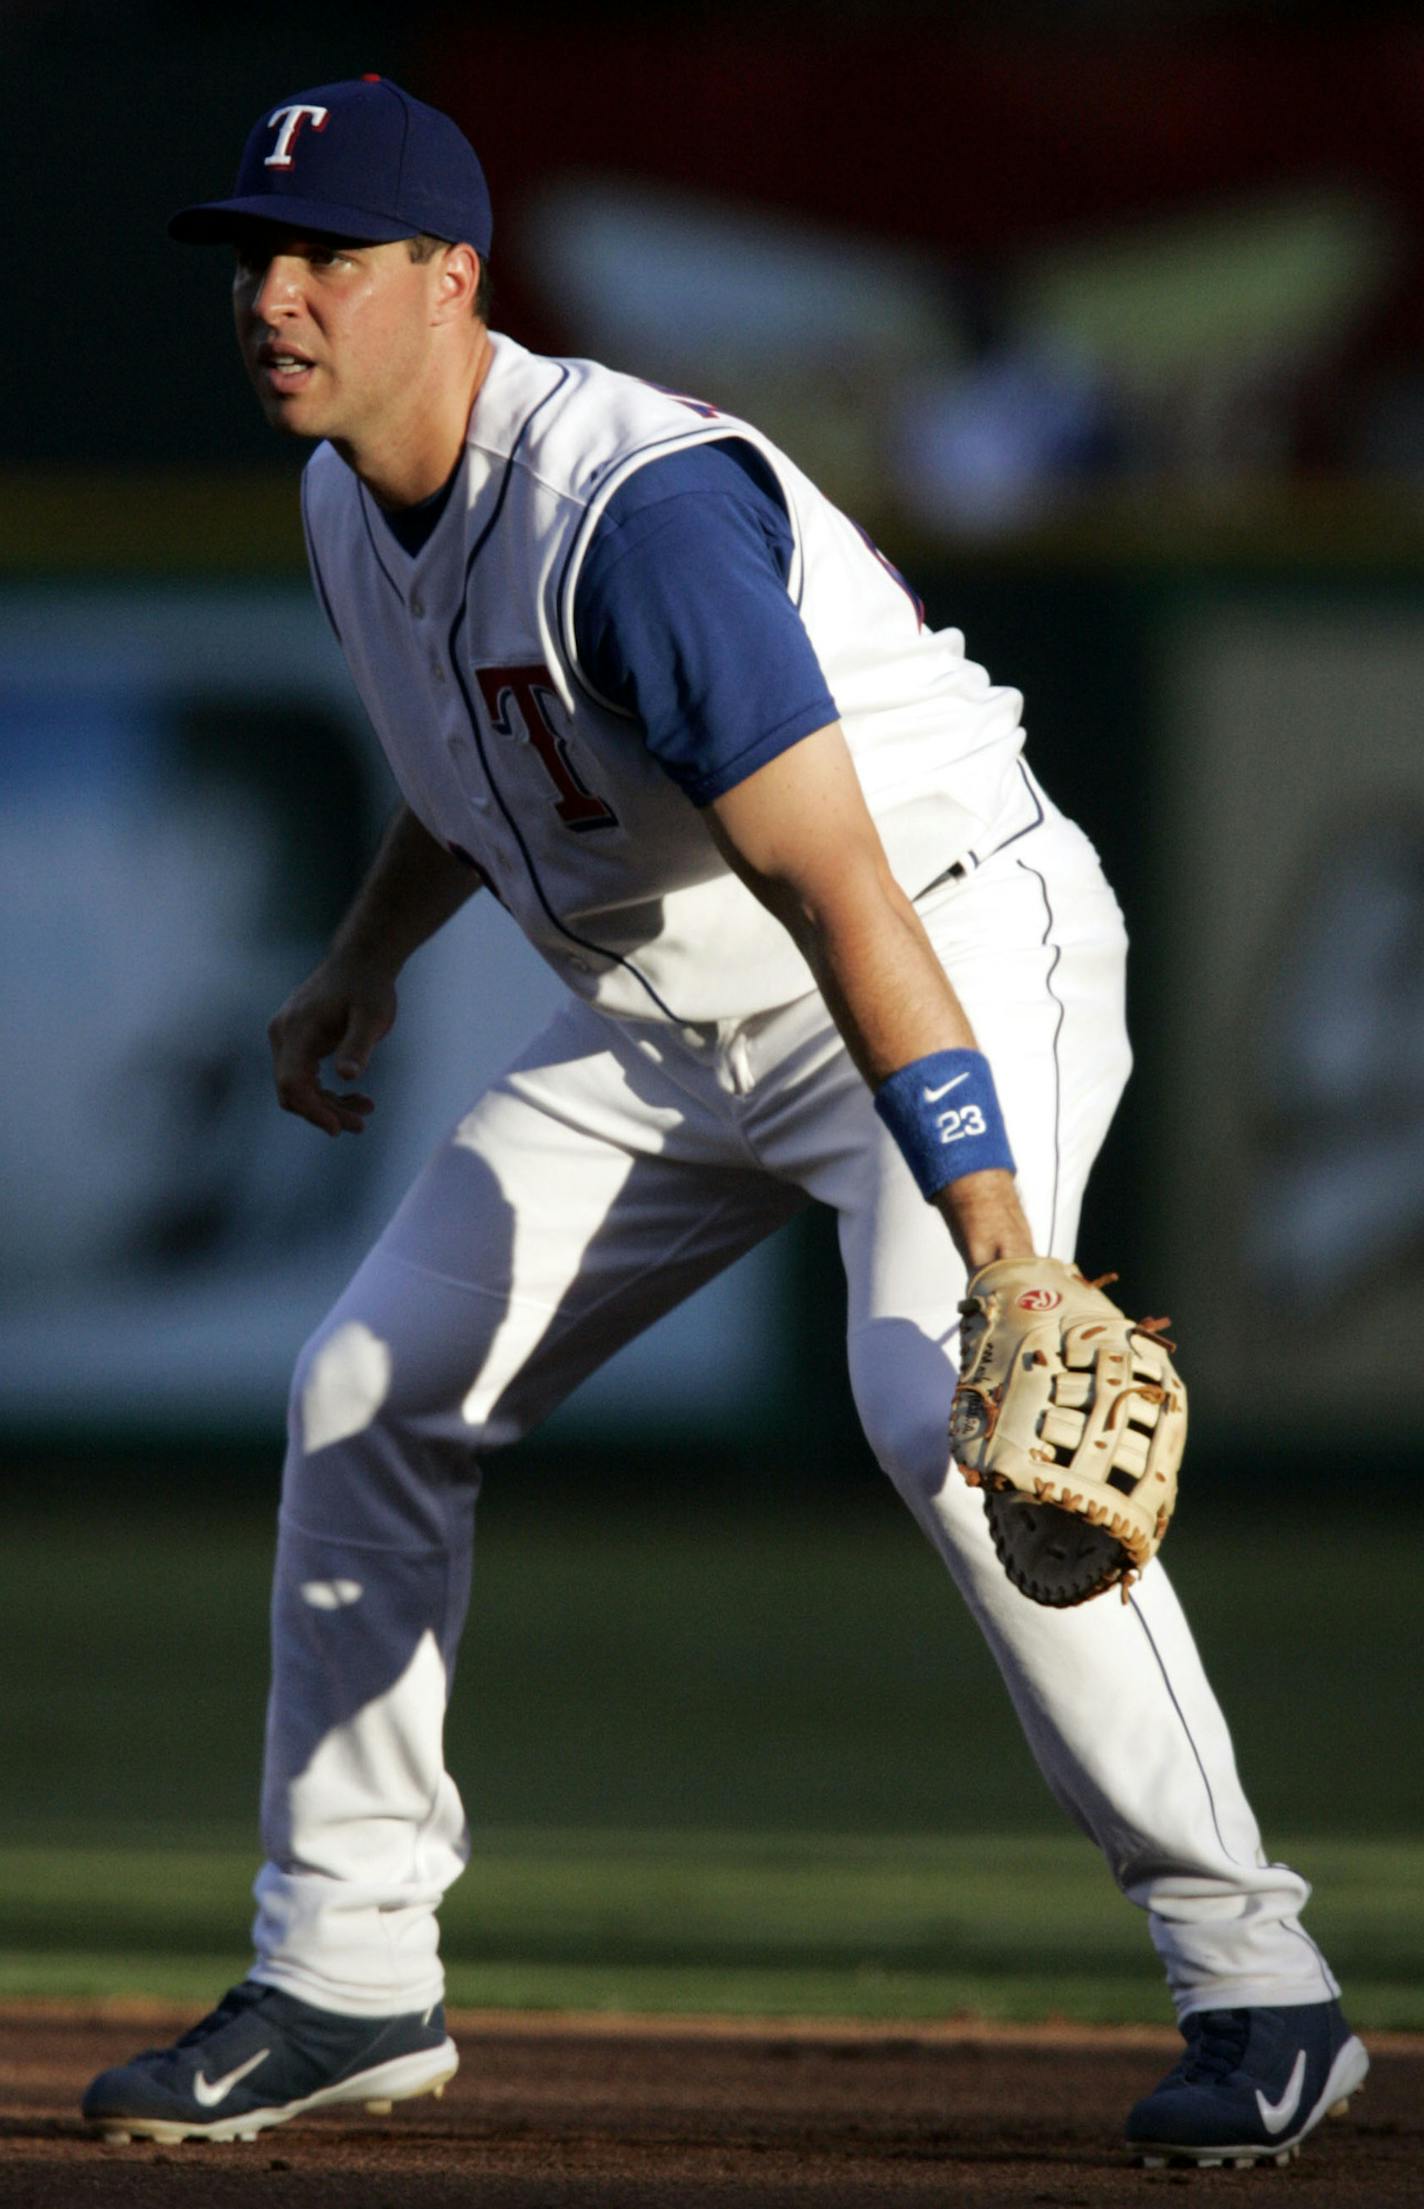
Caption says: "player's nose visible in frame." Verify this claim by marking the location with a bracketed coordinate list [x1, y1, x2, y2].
[249, 258, 308, 320]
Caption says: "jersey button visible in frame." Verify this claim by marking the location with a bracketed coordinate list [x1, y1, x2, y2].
[431, 658, 446, 683]
[410, 595, 425, 618]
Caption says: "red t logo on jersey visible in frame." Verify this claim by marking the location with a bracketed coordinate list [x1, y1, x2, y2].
[475, 665, 618, 833]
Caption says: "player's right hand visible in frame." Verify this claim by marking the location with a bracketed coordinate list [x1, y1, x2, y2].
[267, 956, 398, 1137]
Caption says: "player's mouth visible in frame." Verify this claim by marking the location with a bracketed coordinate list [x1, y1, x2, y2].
[257, 345, 318, 393]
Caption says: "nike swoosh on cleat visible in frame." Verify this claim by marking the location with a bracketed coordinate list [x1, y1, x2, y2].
[192, 2048, 271, 2109]
[1256, 2048, 1308, 2135]
[923, 1073, 970, 1103]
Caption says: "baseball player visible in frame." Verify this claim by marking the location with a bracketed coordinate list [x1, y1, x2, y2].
[85, 78, 1364, 2168]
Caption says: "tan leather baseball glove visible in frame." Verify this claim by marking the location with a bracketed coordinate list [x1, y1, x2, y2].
[949, 1257, 1187, 1607]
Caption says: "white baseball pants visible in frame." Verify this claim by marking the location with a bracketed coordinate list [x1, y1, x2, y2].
[251, 803, 1339, 2023]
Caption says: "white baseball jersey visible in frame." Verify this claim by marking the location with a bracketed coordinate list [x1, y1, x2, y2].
[301, 331, 1035, 1023]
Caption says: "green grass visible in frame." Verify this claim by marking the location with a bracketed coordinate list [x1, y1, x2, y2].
[1, 1830, 1420, 2026]
[2, 1484, 1420, 2024]
[5, 1483, 1422, 1840]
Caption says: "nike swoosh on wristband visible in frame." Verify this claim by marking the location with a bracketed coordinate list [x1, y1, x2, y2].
[1255, 2048, 1308, 2135]
[192, 2048, 271, 2109]
[922, 1072, 971, 1103]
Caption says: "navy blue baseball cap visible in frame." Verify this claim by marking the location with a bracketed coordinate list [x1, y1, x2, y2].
[169, 75, 492, 253]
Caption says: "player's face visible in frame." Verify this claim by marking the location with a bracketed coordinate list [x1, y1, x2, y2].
[231, 227, 441, 447]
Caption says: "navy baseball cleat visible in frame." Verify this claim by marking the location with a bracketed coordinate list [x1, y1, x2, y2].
[82, 1980, 458, 2144]
[1125, 1998, 1368, 2168]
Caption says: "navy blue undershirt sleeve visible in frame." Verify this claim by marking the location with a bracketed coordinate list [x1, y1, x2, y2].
[572, 439, 839, 806]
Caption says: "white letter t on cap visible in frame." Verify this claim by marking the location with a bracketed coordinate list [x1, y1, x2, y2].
[264, 105, 330, 169]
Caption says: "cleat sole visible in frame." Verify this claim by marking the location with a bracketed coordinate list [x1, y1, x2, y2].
[1138, 2141, 1298, 2172]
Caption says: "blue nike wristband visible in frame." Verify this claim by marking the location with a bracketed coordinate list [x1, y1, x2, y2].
[873, 1048, 1016, 1200]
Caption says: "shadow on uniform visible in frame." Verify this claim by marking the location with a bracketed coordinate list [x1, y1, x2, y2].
[264, 1121, 812, 1820]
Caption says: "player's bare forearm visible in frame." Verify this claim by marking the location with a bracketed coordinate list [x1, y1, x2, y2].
[268, 805, 484, 1137]
[706, 726, 1033, 1270]
[328, 804, 486, 975]
[794, 883, 1031, 1271]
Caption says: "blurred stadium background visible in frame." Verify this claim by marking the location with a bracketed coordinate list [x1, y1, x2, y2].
[3, 0, 1422, 2024]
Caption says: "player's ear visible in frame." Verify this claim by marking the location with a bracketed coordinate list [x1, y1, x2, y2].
[433, 244, 481, 323]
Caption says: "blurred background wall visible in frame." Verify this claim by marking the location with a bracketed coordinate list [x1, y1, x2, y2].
[5, 0, 1423, 1481]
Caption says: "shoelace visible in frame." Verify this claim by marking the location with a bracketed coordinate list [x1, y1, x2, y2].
[1178, 2008, 1253, 2084]
[167, 1988, 270, 2049]
[123, 1988, 260, 2067]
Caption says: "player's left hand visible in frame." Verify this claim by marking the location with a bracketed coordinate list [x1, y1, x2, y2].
[949, 1257, 1186, 1606]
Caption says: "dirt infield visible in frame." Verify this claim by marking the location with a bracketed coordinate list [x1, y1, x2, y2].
[1, 2003, 1420, 2207]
